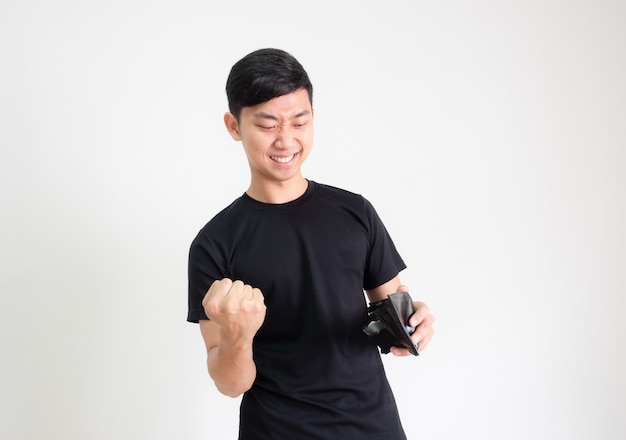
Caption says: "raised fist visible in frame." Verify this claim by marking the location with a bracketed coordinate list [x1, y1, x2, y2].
[202, 278, 266, 339]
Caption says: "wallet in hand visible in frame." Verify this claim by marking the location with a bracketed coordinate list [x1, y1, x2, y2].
[362, 292, 419, 356]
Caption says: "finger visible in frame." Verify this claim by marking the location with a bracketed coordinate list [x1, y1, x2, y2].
[228, 279, 246, 297]
[214, 278, 235, 296]
[251, 287, 265, 302]
[412, 328, 433, 352]
[390, 346, 414, 357]
[410, 314, 435, 350]
[416, 331, 433, 352]
[236, 284, 263, 306]
[248, 288, 267, 316]
[202, 278, 233, 308]
[409, 301, 430, 327]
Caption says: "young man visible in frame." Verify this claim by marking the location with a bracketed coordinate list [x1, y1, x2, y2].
[188, 48, 435, 439]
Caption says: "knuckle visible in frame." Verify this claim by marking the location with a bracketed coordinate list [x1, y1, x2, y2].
[204, 300, 221, 318]
[218, 277, 233, 288]
[229, 279, 244, 292]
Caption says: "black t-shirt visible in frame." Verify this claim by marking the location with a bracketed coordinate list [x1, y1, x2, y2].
[188, 181, 408, 439]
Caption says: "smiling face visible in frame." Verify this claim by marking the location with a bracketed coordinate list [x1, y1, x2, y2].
[224, 88, 314, 203]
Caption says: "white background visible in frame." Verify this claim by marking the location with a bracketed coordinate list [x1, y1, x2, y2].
[1, 1, 625, 439]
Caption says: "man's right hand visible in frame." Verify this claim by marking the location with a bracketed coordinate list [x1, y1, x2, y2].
[202, 278, 267, 339]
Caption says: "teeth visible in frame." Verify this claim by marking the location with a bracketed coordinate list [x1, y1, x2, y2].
[272, 154, 294, 163]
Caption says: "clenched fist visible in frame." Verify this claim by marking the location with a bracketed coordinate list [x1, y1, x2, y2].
[202, 278, 267, 340]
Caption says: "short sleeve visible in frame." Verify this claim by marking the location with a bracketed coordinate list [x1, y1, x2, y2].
[362, 198, 407, 290]
[187, 230, 225, 323]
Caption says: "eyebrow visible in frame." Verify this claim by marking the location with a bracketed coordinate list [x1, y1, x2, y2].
[253, 110, 311, 121]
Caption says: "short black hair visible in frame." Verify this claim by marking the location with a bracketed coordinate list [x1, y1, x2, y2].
[225, 48, 313, 120]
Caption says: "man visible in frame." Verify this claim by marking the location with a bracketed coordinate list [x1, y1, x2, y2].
[188, 48, 435, 439]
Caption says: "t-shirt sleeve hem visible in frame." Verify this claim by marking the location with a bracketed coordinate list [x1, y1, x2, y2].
[187, 310, 209, 323]
[363, 260, 407, 291]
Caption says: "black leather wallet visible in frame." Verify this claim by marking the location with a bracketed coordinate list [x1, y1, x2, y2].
[362, 292, 419, 356]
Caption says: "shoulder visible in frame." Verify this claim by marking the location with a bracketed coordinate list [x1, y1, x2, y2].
[313, 181, 359, 197]
[312, 181, 366, 205]
[191, 196, 247, 245]
[311, 181, 379, 214]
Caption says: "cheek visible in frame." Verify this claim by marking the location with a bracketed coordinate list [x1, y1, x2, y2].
[300, 129, 314, 147]
[242, 134, 269, 152]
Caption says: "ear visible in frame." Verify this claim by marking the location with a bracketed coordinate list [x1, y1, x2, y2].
[224, 112, 241, 141]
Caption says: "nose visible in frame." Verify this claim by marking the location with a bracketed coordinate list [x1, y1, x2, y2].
[274, 125, 296, 149]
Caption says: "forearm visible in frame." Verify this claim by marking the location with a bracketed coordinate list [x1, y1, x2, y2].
[207, 333, 257, 397]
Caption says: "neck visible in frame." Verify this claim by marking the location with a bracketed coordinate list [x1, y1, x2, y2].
[246, 177, 309, 204]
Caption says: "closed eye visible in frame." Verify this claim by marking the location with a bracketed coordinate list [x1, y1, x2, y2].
[256, 124, 277, 131]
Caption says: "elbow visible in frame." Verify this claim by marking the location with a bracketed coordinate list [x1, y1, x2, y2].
[214, 378, 254, 398]
[209, 364, 255, 398]
[218, 387, 244, 398]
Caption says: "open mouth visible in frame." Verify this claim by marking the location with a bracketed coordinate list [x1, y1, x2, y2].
[270, 152, 298, 164]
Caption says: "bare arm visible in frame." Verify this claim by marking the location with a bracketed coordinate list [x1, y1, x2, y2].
[366, 275, 435, 355]
[365, 275, 405, 303]
[199, 320, 257, 397]
[199, 279, 266, 397]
